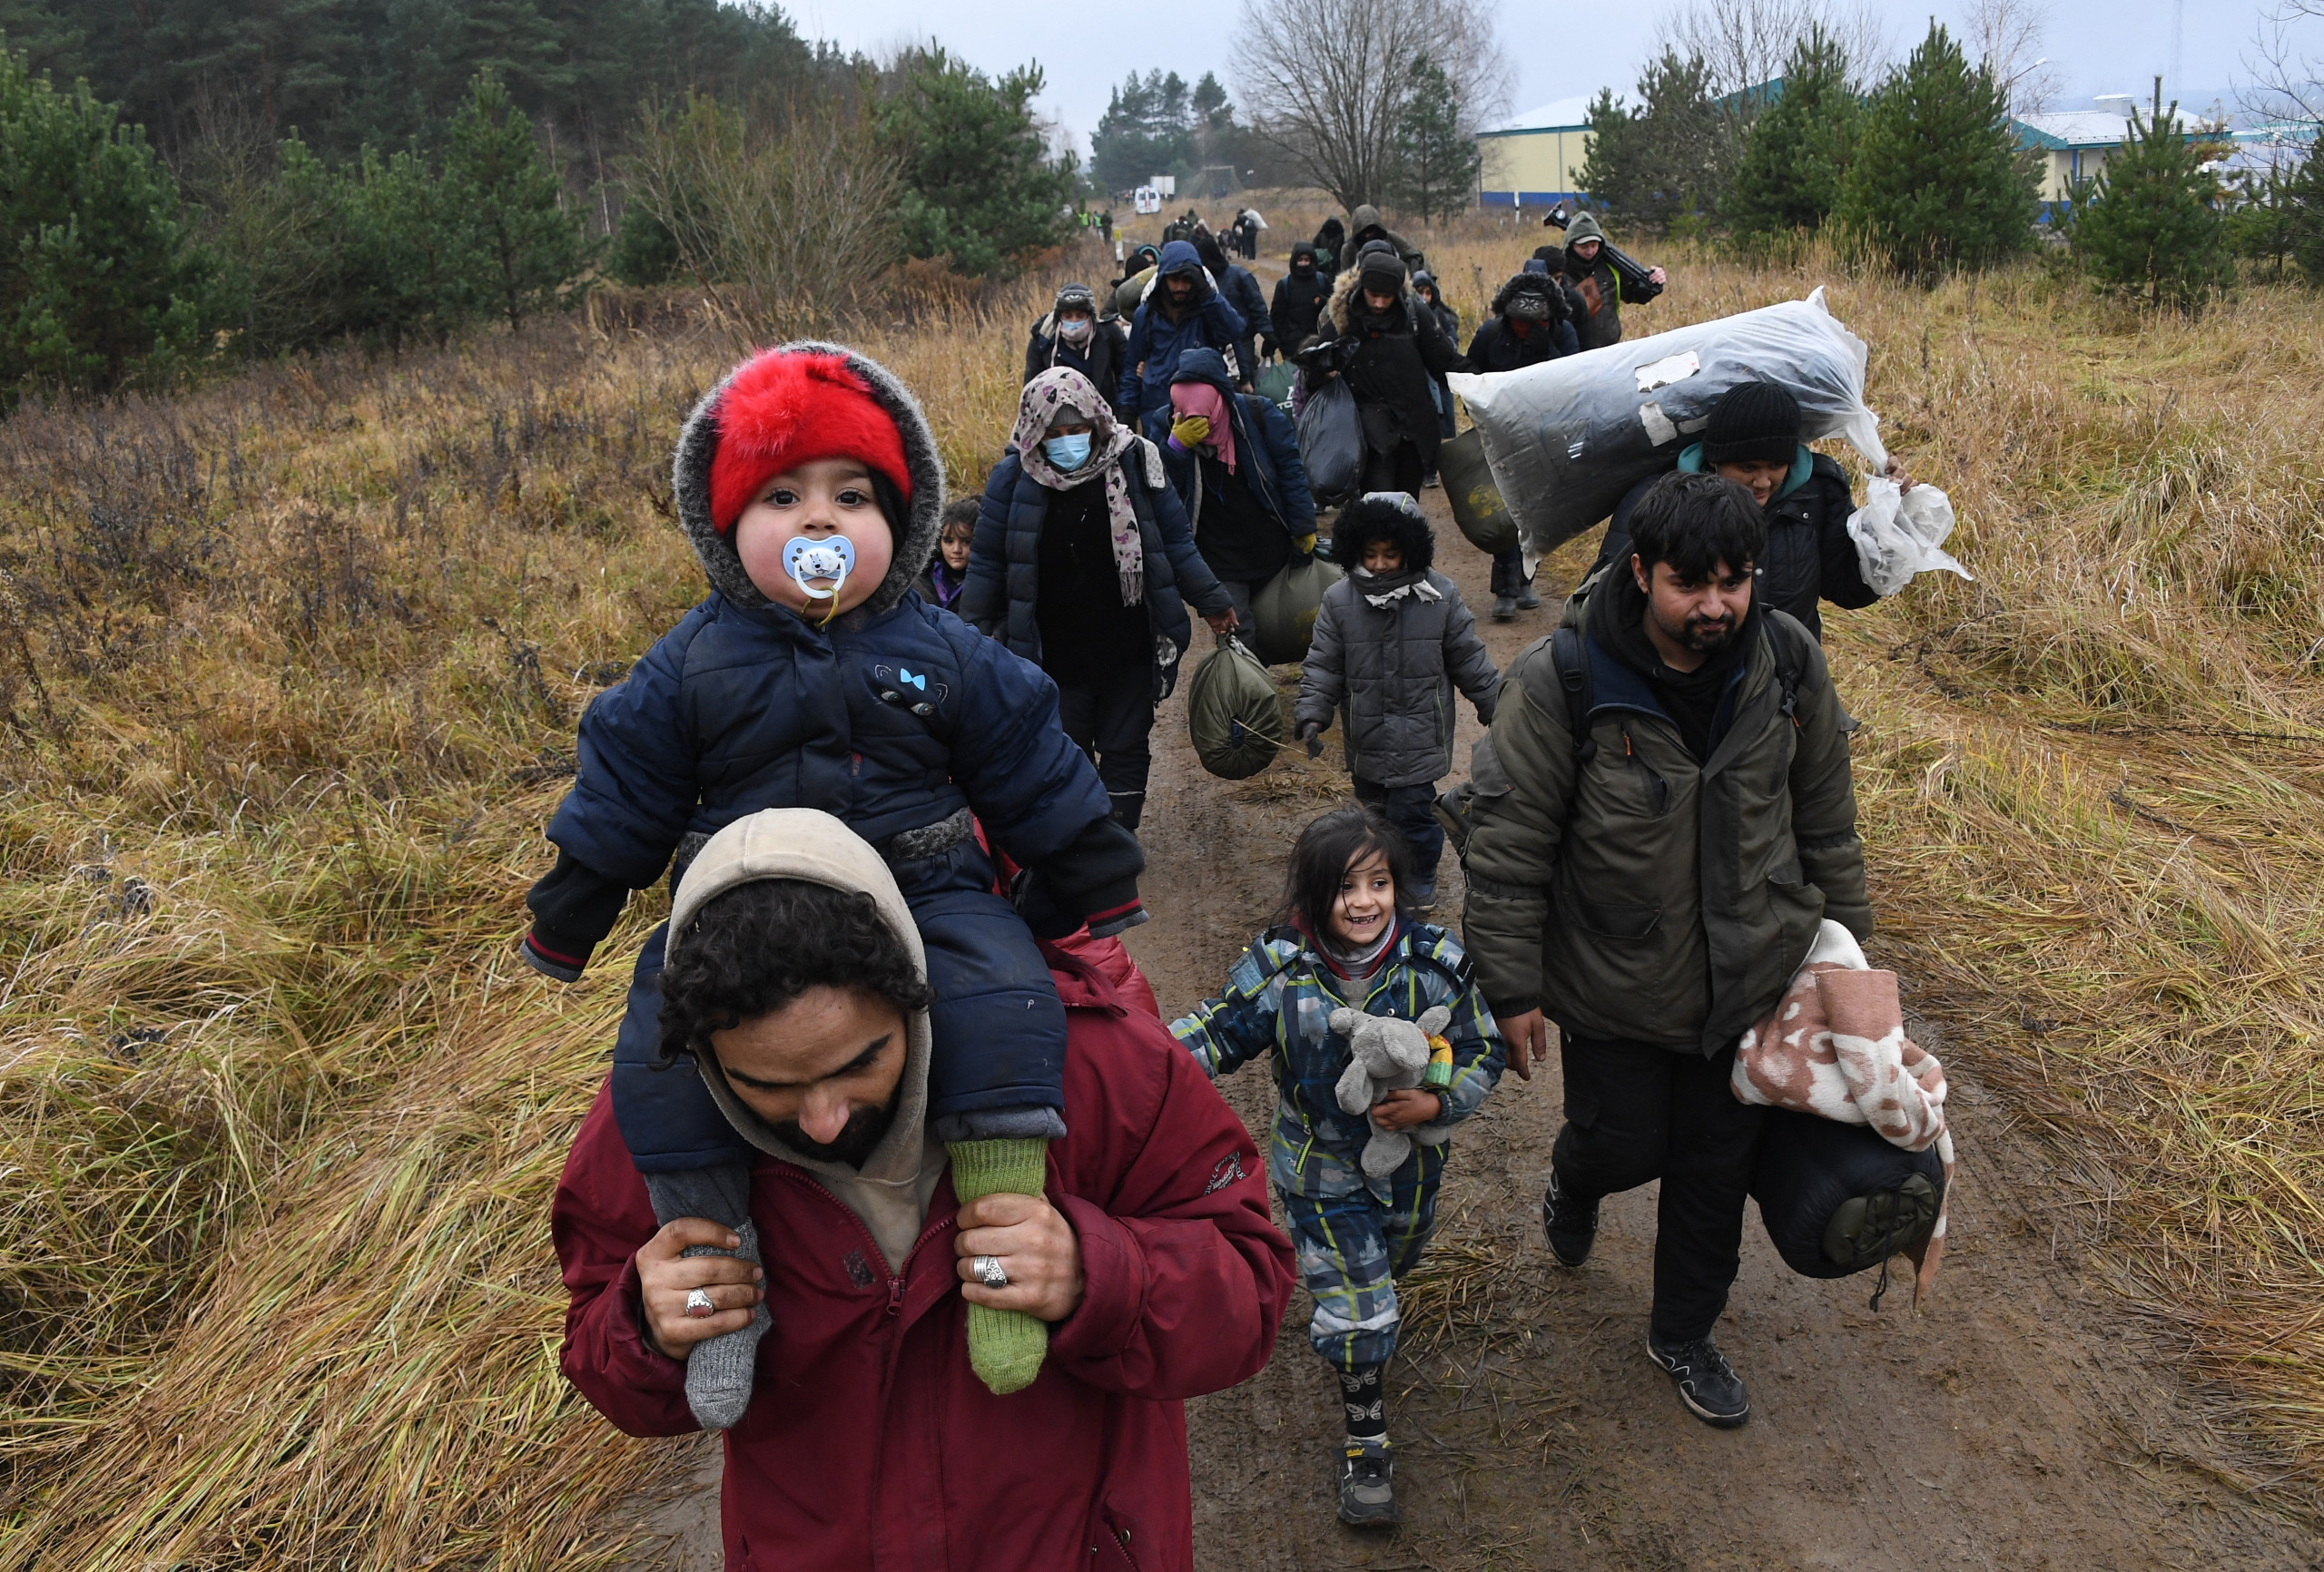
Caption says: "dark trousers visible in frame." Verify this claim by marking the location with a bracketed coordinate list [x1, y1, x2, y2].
[1359, 440, 1423, 498]
[1551, 1035, 1766, 1342]
[1057, 662, 1155, 829]
[1491, 546, 1531, 596]
[1353, 776, 1444, 888]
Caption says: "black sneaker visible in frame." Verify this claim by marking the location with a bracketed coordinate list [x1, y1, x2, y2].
[1336, 1439, 1398, 1528]
[1513, 586, 1541, 611]
[1491, 594, 1517, 622]
[1646, 1334, 1750, 1429]
[1541, 1167, 1598, 1268]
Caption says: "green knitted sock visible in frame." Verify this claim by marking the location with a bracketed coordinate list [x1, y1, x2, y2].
[947, 1136, 1052, 1396]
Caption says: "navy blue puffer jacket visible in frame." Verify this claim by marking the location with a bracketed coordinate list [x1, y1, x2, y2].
[1118, 241, 1247, 418]
[1140, 347, 1317, 549]
[961, 438, 1230, 681]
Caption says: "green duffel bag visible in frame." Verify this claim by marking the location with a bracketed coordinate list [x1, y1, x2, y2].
[1439, 427, 1518, 555]
[1187, 634, 1284, 781]
[1247, 553, 1344, 666]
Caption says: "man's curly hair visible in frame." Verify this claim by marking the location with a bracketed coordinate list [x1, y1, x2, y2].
[657, 879, 931, 1066]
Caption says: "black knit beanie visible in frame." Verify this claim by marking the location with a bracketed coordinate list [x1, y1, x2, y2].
[1357, 241, 1405, 295]
[1700, 381, 1802, 466]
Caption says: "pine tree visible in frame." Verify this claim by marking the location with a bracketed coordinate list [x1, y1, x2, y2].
[881, 49, 1072, 278]
[2276, 143, 2324, 287]
[1726, 25, 1859, 236]
[1577, 53, 1728, 231]
[1836, 22, 2039, 277]
[0, 42, 209, 404]
[1387, 54, 1478, 225]
[443, 70, 592, 329]
[1091, 70, 1193, 192]
[2069, 80, 2228, 310]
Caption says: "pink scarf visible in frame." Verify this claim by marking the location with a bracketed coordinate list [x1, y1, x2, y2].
[1169, 380, 1236, 474]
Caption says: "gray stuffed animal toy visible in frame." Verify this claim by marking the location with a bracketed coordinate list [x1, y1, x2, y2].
[1330, 1004, 1458, 1178]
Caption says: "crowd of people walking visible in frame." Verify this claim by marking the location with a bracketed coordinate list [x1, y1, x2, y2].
[540, 199, 1938, 1567]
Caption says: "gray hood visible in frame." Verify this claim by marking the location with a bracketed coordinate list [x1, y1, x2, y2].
[671, 341, 949, 618]
[670, 807, 942, 1269]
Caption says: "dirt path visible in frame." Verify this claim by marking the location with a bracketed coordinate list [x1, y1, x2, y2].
[614, 485, 2319, 1570]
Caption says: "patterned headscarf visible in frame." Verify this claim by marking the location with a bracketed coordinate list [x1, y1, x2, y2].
[1011, 368, 1145, 605]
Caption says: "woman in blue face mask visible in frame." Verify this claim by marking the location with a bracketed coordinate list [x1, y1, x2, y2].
[961, 368, 1237, 832]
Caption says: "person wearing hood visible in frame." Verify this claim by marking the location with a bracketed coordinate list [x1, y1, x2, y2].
[1307, 242, 1471, 497]
[1460, 472, 1871, 1433]
[1466, 270, 1582, 619]
[1119, 239, 1248, 418]
[1549, 212, 1666, 352]
[1272, 240, 1331, 357]
[1409, 270, 1461, 486]
[555, 807, 1295, 1570]
[1586, 380, 1913, 640]
[1335, 202, 1426, 276]
[520, 342, 1152, 1430]
[1312, 215, 1347, 285]
[1294, 493, 1499, 907]
[966, 368, 1236, 832]
[1194, 227, 1274, 376]
[1023, 282, 1127, 409]
[1112, 243, 1161, 320]
[1142, 345, 1319, 624]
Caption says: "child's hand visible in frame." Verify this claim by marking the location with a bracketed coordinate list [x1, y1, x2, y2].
[1371, 1088, 1444, 1131]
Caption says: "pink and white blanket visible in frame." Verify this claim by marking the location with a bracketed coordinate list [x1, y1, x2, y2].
[1732, 919, 1957, 1304]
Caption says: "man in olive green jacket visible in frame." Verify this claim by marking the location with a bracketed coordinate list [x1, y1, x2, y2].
[1460, 471, 1869, 1431]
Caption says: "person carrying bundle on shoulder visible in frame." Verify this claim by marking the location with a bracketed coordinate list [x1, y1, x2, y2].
[1586, 379, 1915, 642]
[1172, 805, 1503, 1529]
[1465, 270, 1582, 621]
[1295, 493, 1499, 912]
[1541, 213, 1667, 351]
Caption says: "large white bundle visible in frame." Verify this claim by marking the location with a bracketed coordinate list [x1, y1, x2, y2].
[1448, 287, 1886, 555]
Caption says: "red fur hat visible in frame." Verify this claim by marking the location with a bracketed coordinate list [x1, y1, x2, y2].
[706, 349, 913, 535]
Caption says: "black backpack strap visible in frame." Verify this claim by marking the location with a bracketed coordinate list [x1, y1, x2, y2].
[1764, 614, 1811, 729]
[1551, 625, 1598, 761]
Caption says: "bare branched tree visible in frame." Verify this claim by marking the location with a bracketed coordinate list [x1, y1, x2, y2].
[1654, 0, 1894, 94]
[1233, 0, 1511, 211]
[625, 90, 903, 337]
[1965, 0, 2064, 116]
[2246, 0, 2324, 130]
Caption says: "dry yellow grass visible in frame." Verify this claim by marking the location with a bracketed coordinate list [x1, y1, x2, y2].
[1, 210, 2319, 1564]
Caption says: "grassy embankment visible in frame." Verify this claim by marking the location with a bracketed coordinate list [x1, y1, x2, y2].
[1, 211, 2319, 1564]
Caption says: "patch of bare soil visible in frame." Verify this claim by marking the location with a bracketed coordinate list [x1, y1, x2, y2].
[615, 484, 2319, 1571]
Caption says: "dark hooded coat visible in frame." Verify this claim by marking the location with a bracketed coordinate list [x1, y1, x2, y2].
[1119, 241, 1246, 417]
[1270, 241, 1331, 354]
[1318, 269, 1471, 467]
[1335, 203, 1426, 275]
[1557, 216, 1659, 352]
[1023, 309, 1127, 410]
[1311, 218, 1346, 281]
[1137, 347, 1317, 581]
[1466, 272, 1581, 371]
[1196, 232, 1274, 368]
[1295, 500, 1500, 787]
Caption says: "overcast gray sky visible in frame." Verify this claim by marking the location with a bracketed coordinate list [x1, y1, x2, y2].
[786, 0, 2270, 160]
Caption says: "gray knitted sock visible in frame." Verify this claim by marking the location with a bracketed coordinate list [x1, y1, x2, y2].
[642, 1164, 769, 1430]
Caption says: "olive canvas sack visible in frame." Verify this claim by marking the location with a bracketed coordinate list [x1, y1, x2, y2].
[1247, 554, 1344, 665]
[1187, 634, 1284, 780]
[1439, 427, 1518, 555]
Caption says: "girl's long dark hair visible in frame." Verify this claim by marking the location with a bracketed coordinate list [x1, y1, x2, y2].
[1276, 805, 1413, 940]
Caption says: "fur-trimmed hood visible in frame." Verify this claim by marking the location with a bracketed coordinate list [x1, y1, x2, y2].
[1331, 491, 1435, 578]
[673, 341, 946, 618]
[1491, 270, 1571, 321]
[1323, 266, 1418, 337]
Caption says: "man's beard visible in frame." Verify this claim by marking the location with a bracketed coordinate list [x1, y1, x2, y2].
[773, 1093, 899, 1167]
[1651, 602, 1741, 655]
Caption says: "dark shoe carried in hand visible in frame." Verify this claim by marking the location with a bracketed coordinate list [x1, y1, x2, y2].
[1513, 585, 1541, 611]
[1541, 1166, 1598, 1268]
[1647, 1333, 1750, 1430]
[1336, 1439, 1399, 1528]
[1492, 594, 1517, 622]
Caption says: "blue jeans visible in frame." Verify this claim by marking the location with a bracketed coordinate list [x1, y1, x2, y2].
[610, 837, 1067, 1171]
[1354, 776, 1445, 888]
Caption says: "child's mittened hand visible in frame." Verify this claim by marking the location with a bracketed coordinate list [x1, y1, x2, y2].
[1371, 1088, 1445, 1132]
[637, 1218, 764, 1360]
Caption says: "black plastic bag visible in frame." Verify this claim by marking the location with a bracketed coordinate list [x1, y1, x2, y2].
[1296, 376, 1363, 506]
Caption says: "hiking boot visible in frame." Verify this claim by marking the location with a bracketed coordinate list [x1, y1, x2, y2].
[1407, 880, 1438, 912]
[1491, 594, 1517, 622]
[1646, 1334, 1750, 1430]
[1513, 585, 1541, 611]
[1541, 1166, 1598, 1268]
[1420, 471, 1441, 488]
[1336, 1439, 1398, 1528]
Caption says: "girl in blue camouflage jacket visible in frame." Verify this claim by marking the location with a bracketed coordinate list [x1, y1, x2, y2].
[1172, 805, 1502, 1528]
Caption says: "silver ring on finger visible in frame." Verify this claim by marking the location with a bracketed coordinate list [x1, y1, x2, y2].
[972, 1254, 1009, 1290]
[684, 1287, 716, 1318]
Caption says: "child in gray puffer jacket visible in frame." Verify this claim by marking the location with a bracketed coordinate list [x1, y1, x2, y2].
[1295, 493, 1500, 908]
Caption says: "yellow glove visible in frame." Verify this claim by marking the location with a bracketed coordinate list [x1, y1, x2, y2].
[1169, 413, 1211, 448]
[1294, 533, 1318, 556]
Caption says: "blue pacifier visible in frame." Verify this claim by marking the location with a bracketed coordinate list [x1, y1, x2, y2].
[782, 535, 855, 601]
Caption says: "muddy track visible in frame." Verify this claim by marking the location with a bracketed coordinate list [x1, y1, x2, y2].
[615, 486, 2319, 1572]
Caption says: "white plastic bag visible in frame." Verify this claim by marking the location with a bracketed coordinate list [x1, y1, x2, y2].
[1449, 287, 1886, 555]
[1845, 478, 1971, 595]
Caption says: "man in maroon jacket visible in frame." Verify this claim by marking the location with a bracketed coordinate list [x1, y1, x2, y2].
[554, 807, 1295, 1571]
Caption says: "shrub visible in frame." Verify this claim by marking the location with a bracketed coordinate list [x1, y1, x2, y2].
[2068, 83, 2229, 311]
[1726, 25, 1859, 238]
[880, 49, 1073, 279]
